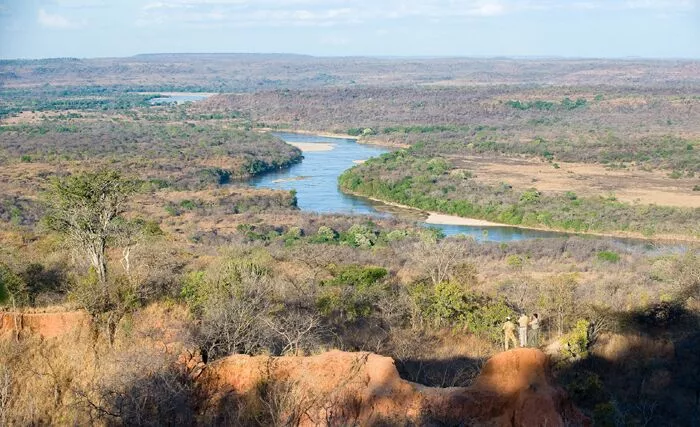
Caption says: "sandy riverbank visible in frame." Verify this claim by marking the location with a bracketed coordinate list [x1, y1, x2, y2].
[287, 142, 335, 152]
[425, 213, 504, 227]
[360, 196, 502, 226]
[356, 194, 698, 243]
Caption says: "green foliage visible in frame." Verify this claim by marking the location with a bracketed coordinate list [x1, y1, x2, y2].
[317, 265, 388, 320]
[311, 226, 339, 243]
[0, 280, 7, 304]
[519, 189, 540, 204]
[560, 319, 591, 360]
[44, 169, 137, 285]
[385, 229, 409, 241]
[324, 265, 388, 290]
[426, 158, 449, 175]
[507, 98, 585, 111]
[179, 199, 198, 210]
[505, 255, 524, 269]
[0, 263, 27, 306]
[409, 281, 516, 344]
[339, 150, 700, 235]
[164, 203, 180, 216]
[565, 191, 578, 200]
[596, 251, 620, 263]
[342, 224, 378, 248]
[430, 282, 470, 324]
[180, 271, 208, 313]
[283, 226, 303, 245]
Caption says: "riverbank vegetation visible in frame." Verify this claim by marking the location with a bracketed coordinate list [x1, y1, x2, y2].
[339, 148, 700, 238]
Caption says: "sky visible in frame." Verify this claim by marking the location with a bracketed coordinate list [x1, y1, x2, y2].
[0, 0, 699, 59]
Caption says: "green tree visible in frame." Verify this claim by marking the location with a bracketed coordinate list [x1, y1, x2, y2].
[0, 264, 26, 307]
[45, 170, 136, 285]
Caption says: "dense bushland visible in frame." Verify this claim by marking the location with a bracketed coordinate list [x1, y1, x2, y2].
[0, 121, 302, 189]
[339, 149, 700, 237]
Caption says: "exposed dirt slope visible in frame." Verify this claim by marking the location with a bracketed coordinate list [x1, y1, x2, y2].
[0, 311, 90, 339]
[200, 348, 590, 426]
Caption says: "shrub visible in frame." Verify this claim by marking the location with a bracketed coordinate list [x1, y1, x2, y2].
[311, 226, 338, 243]
[519, 189, 540, 204]
[565, 191, 578, 200]
[283, 226, 304, 245]
[506, 255, 524, 269]
[317, 265, 388, 320]
[179, 199, 197, 210]
[342, 224, 378, 248]
[0, 264, 28, 307]
[560, 319, 591, 360]
[596, 251, 620, 263]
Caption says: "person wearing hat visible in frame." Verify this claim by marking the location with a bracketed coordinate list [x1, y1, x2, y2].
[502, 316, 518, 351]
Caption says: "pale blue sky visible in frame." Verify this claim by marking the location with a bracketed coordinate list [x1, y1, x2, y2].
[1, 0, 698, 59]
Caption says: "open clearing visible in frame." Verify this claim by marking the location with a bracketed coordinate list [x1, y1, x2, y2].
[450, 155, 700, 208]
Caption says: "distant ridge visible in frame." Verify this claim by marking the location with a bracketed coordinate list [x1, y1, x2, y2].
[131, 52, 314, 60]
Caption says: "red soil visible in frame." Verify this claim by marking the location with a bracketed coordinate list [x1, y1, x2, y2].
[200, 348, 590, 426]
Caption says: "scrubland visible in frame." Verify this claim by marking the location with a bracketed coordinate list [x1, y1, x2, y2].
[0, 55, 699, 425]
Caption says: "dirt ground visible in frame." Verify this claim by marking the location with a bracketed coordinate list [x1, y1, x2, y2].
[450, 155, 700, 208]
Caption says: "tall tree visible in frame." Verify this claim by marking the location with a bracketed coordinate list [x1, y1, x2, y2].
[45, 170, 136, 287]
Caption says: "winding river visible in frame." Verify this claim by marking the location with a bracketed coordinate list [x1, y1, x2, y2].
[251, 133, 572, 243]
[146, 90, 682, 249]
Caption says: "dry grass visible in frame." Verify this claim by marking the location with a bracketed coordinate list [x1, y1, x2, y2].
[450, 155, 700, 208]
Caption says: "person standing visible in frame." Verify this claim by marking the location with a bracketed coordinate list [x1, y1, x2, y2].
[518, 313, 529, 347]
[502, 317, 518, 351]
[528, 313, 540, 347]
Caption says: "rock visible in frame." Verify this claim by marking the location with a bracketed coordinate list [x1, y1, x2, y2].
[200, 348, 590, 426]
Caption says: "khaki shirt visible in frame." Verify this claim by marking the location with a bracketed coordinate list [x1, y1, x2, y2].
[503, 321, 516, 334]
[518, 315, 529, 328]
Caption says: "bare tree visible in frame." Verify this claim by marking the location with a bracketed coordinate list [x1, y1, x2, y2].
[412, 239, 471, 285]
[265, 310, 323, 356]
[537, 275, 579, 336]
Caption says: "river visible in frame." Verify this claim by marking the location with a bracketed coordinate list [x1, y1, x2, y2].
[250, 133, 577, 243]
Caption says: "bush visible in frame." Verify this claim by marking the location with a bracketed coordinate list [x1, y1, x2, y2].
[560, 319, 591, 360]
[317, 265, 388, 320]
[342, 224, 378, 248]
[596, 251, 620, 263]
[311, 226, 338, 243]
[0, 264, 27, 307]
[506, 255, 524, 269]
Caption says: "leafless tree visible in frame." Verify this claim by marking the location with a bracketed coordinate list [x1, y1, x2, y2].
[412, 239, 471, 285]
[265, 311, 323, 356]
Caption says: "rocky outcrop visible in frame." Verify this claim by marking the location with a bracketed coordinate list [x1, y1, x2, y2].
[200, 348, 590, 426]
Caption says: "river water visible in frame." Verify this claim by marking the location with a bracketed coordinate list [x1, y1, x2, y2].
[148, 94, 213, 105]
[250, 133, 572, 242]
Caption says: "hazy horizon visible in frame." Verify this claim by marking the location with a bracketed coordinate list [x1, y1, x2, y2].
[1, 0, 699, 60]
